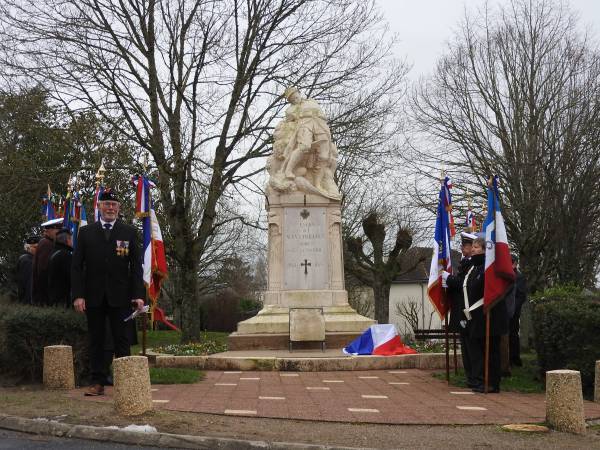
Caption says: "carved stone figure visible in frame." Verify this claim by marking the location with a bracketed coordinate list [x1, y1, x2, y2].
[267, 87, 341, 200]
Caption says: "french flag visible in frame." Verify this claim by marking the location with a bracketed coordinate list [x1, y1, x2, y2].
[343, 324, 416, 356]
[427, 176, 454, 319]
[483, 177, 515, 311]
[42, 184, 56, 221]
[133, 175, 168, 302]
[93, 185, 104, 222]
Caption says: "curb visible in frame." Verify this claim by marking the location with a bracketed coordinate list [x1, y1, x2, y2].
[0, 414, 373, 450]
[155, 352, 462, 372]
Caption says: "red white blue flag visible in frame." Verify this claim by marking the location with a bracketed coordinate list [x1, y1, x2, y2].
[70, 191, 87, 250]
[93, 185, 104, 222]
[427, 176, 455, 318]
[483, 176, 515, 311]
[133, 175, 168, 303]
[466, 208, 477, 232]
[343, 324, 416, 356]
[42, 184, 56, 221]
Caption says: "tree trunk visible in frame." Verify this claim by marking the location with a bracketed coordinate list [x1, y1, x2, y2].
[373, 278, 391, 324]
[179, 253, 201, 342]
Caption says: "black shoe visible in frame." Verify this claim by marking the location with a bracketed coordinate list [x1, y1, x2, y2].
[471, 385, 500, 394]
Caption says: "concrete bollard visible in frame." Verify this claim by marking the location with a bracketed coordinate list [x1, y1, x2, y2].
[113, 356, 153, 416]
[545, 370, 586, 434]
[43, 345, 75, 390]
[595, 361, 600, 403]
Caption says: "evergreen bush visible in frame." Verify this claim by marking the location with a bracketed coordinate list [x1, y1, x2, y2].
[0, 303, 89, 383]
[531, 286, 600, 395]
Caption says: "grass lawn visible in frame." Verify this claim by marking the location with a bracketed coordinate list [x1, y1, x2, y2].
[433, 352, 544, 393]
[149, 367, 204, 384]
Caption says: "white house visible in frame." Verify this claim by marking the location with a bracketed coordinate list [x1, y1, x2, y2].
[389, 247, 462, 336]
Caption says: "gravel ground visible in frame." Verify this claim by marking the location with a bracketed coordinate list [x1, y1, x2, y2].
[1, 386, 600, 449]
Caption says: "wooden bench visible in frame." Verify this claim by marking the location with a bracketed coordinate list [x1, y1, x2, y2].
[414, 328, 460, 374]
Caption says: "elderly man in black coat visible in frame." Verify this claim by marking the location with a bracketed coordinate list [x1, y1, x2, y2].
[71, 189, 145, 396]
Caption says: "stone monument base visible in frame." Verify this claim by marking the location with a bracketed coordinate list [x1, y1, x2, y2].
[227, 331, 362, 351]
[230, 304, 374, 350]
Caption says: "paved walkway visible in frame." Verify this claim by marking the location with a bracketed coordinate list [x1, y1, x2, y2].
[73, 369, 600, 425]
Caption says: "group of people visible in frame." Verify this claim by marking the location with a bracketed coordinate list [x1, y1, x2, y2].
[16, 219, 73, 308]
[15, 189, 145, 397]
[443, 232, 527, 393]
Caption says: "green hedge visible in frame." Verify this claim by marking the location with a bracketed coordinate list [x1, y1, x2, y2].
[0, 303, 89, 383]
[531, 286, 600, 395]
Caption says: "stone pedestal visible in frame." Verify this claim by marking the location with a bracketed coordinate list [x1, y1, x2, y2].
[595, 360, 600, 403]
[232, 192, 374, 349]
[43, 345, 75, 390]
[545, 369, 586, 434]
[113, 356, 152, 416]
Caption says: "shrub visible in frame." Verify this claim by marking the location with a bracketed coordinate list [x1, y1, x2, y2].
[0, 303, 89, 383]
[531, 286, 600, 395]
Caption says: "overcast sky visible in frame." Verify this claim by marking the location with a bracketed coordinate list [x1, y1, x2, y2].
[376, 0, 600, 80]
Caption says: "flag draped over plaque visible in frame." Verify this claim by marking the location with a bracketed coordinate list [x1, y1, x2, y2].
[483, 176, 515, 311]
[427, 176, 455, 318]
[133, 174, 168, 303]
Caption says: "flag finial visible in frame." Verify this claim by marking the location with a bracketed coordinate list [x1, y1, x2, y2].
[95, 159, 106, 186]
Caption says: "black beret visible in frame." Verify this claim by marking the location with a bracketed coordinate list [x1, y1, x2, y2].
[25, 235, 41, 244]
[99, 188, 119, 202]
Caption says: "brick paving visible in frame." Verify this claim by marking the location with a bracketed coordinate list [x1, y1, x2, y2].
[73, 369, 600, 425]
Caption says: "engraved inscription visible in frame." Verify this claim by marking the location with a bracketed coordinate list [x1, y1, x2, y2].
[283, 207, 328, 290]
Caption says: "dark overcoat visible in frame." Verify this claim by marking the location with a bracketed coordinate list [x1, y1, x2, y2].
[71, 220, 144, 307]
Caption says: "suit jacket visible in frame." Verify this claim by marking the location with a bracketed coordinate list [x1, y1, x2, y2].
[71, 220, 144, 308]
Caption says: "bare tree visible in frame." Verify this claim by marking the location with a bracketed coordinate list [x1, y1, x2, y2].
[0, 0, 407, 340]
[343, 194, 426, 324]
[409, 0, 600, 291]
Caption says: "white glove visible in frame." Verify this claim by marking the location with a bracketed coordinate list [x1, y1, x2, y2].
[441, 271, 450, 288]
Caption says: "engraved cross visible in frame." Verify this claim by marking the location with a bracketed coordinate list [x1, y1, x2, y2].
[300, 259, 311, 275]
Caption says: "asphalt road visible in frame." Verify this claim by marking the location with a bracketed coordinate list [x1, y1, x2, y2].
[0, 429, 178, 449]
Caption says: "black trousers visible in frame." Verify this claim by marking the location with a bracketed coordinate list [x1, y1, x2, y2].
[85, 299, 132, 385]
[467, 334, 502, 390]
[459, 330, 474, 385]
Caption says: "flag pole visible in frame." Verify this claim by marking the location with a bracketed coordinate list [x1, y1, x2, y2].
[441, 170, 450, 384]
[483, 177, 495, 394]
[141, 154, 149, 357]
[445, 311, 450, 383]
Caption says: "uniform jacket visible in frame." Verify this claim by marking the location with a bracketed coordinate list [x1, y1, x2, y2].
[71, 220, 144, 307]
[32, 237, 54, 305]
[464, 253, 509, 339]
[446, 256, 473, 332]
[48, 242, 73, 308]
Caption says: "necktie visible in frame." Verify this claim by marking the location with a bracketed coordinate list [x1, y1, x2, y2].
[103, 223, 112, 240]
